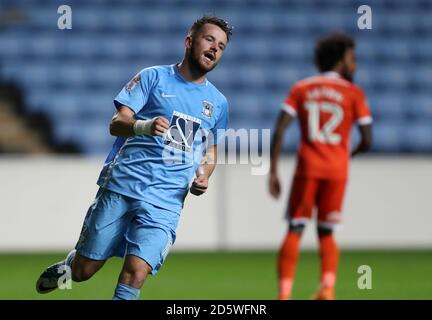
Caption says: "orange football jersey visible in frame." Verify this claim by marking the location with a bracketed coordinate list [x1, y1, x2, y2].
[282, 72, 372, 180]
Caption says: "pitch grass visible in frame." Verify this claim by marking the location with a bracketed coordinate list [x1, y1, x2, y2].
[0, 250, 431, 300]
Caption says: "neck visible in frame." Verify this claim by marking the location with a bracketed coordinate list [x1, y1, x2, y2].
[177, 58, 207, 84]
[330, 66, 353, 82]
[329, 68, 342, 76]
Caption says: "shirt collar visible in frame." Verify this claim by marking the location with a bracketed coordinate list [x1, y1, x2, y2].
[322, 71, 341, 78]
[171, 63, 208, 87]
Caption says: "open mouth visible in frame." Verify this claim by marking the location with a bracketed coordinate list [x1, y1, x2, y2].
[203, 51, 215, 62]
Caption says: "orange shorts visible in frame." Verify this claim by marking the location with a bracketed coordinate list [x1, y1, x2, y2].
[287, 176, 347, 228]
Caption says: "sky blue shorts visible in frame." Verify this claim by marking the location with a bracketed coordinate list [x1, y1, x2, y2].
[75, 187, 180, 275]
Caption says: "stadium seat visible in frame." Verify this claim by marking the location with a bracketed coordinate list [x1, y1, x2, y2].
[401, 121, 432, 152]
[371, 121, 406, 152]
[369, 94, 407, 120]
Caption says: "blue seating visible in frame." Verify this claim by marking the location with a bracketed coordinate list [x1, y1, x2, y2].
[0, 0, 430, 154]
[407, 95, 432, 120]
[369, 94, 407, 120]
[401, 121, 432, 152]
[371, 122, 405, 152]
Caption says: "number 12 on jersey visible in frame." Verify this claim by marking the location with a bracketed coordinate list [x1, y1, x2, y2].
[304, 101, 344, 145]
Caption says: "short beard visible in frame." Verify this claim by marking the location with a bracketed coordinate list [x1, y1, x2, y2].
[340, 66, 353, 82]
[186, 41, 216, 76]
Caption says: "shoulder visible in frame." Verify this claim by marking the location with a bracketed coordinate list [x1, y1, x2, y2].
[347, 83, 367, 101]
[350, 83, 365, 95]
[288, 75, 323, 92]
[131, 65, 179, 91]
[137, 65, 173, 81]
[286, 78, 309, 96]
[295, 75, 321, 88]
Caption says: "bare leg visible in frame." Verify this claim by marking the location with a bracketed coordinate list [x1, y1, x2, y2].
[71, 253, 106, 282]
[118, 255, 152, 288]
[112, 255, 152, 300]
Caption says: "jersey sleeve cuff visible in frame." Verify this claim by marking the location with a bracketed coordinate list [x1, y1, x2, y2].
[114, 99, 138, 114]
[357, 116, 373, 125]
[281, 103, 297, 117]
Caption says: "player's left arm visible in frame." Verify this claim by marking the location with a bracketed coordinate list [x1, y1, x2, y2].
[351, 124, 372, 157]
[190, 144, 217, 196]
[351, 87, 373, 157]
[190, 97, 228, 196]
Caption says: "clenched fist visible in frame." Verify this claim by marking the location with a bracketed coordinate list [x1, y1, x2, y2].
[190, 174, 209, 196]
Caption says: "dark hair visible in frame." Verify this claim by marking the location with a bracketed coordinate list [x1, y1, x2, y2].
[189, 15, 233, 42]
[314, 32, 355, 72]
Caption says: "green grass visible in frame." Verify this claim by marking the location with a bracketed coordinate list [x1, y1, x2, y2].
[0, 250, 431, 300]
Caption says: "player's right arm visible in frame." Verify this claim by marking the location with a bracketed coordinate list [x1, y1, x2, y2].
[109, 105, 169, 137]
[109, 68, 169, 137]
[269, 111, 294, 199]
[269, 84, 300, 199]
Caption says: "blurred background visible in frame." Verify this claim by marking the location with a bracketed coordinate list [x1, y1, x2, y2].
[0, 0, 431, 299]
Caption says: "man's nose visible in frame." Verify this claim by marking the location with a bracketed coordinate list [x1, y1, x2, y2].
[209, 44, 217, 53]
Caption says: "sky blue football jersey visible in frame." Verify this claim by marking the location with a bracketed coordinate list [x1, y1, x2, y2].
[97, 64, 229, 213]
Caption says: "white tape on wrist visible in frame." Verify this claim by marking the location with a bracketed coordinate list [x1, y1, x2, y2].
[196, 166, 205, 177]
[133, 118, 155, 136]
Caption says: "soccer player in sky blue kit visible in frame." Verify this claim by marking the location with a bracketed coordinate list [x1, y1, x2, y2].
[35, 16, 232, 300]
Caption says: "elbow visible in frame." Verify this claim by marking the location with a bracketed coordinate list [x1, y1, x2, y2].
[109, 120, 119, 136]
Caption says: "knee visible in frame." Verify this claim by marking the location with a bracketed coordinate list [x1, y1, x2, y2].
[317, 225, 334, 237]
[288, 222, 305, 234]
[123, 271, 147, 288]
[120, 262, 152, 288]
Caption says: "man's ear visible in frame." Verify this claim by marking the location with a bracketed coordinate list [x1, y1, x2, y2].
[342, 48, 353, 66]
[333, 59, 344, 72]
[185, 35, 192, 49]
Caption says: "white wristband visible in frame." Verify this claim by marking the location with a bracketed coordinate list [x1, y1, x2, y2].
[196, 166, 205, 177]
[133, 118, 155, 136]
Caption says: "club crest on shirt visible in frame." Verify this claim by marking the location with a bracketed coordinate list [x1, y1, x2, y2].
[202, 100, 214, 118]
[126, 74, 141, 91]
[164, 111, 201, 152]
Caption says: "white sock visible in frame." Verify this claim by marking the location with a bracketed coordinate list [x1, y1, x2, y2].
[65, 249, 76, 267]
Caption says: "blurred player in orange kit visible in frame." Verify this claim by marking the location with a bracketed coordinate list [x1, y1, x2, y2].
[269, 32, 373, 300]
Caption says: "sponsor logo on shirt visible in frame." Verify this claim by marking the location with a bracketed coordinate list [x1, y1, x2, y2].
[164, 111, 201, 152]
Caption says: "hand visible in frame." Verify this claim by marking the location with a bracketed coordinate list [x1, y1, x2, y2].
[351, 149, 359, 158]
[151, 117, 170, 136]
[269, 173, 281, 199]
[190, 174, 209, 196]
